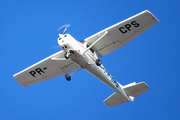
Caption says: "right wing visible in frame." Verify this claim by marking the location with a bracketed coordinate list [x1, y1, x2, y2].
[84, 10, 159, 57]
[13, 51, 79, 87]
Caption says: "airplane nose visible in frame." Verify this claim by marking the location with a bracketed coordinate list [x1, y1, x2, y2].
[58, 34, 68, 41]
[58, 34, 64, 40]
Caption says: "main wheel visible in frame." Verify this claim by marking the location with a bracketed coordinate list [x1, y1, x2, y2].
[65, 74, 71, 81]
[95, 59, 102, 66]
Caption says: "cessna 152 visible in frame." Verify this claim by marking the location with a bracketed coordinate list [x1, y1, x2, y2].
[13, 10, 159, 107]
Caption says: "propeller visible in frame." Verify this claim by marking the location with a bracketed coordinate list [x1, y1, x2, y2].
[58, 24, 71, 36]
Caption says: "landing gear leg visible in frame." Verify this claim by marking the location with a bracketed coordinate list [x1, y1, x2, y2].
[95, 59, 102, 66]
[65, 67, 82, 81]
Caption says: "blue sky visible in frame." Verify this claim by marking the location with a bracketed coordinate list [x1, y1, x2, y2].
[1, 0, 180, 119]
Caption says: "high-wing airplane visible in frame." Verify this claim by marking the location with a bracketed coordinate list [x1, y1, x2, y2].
[13, 10, 159, 107]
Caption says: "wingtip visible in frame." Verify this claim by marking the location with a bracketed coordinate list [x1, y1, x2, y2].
[145, 10, 160, 22]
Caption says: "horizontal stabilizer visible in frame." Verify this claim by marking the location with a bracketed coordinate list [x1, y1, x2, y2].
[104, 82, 150, 107]
[123, 82, 150, 98]
[103, 92, 129, 107]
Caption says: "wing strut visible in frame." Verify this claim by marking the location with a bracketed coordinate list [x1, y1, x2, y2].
[51, 58, 68, 60]
[83, 31, 108, 54]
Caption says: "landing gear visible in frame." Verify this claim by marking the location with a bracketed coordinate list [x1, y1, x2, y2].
[65, 67, 82, 81]
[65, 74, 71, 81]
[64, 50, 75, 59]
[95, 59, 102, 66]
[64, 52, 69, 59]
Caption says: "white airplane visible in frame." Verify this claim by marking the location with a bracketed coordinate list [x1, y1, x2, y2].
[13, 10, 159, 107]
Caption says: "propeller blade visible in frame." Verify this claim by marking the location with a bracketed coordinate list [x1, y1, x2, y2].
[58, 24, 71, 35]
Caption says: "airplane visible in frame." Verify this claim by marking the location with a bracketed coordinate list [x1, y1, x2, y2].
[13, 10, 159, 107]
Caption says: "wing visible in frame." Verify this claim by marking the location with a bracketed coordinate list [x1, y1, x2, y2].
[13, 51, 80, 87]
[84, 10, 159, 57]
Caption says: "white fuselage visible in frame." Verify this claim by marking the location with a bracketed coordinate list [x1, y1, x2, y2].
[58, 34, 128, 98]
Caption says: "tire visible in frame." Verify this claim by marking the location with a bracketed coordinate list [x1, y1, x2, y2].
[95, 59, 101, 66]
[65, 74, 71, 81]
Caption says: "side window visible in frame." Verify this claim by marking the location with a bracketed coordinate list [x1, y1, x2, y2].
[86, 44, 94, 53]
[90, 48, 94, 53]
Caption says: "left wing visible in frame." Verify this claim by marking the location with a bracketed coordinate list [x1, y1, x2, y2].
[84, 10, 159, 57]
[13, 51, 79, 87]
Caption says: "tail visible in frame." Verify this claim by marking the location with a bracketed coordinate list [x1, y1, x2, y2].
[103, 82, 150, 107]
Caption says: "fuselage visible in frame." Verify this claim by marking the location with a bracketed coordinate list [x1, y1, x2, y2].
[57, 34, 128, 97]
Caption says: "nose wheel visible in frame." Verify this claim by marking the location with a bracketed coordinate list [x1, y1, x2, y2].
[64, 52, 69, 59]
[65, 74, 71, 81]
[64, 50, 75, 59]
